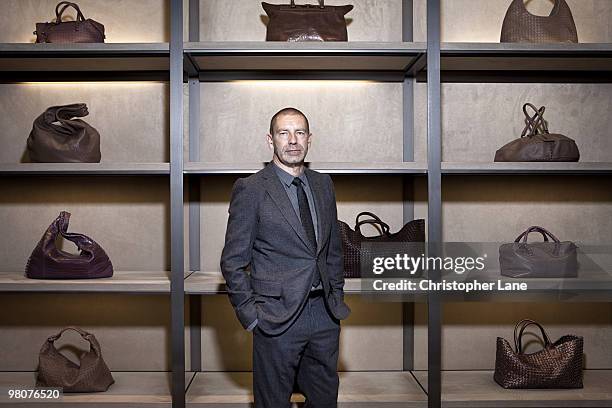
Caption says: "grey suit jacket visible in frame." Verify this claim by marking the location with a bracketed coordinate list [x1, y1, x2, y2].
[220, 162, 351, 335]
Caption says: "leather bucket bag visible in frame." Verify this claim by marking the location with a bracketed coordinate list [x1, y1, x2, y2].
[501, 0, 578, 43]
[499, 226, 578, 278]
[37, 327, 115, 392]
[35, 1, 105, 43]
[262, 0, 353, 41]
[25, 211, 114, 279]
[494, 319, 583, 389]
[27, 103, 101, 163]
[495, 103, 580, 162]
[338, 212, 425, 278]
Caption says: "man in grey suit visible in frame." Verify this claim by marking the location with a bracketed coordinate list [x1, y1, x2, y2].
[221, 107, 351, 407]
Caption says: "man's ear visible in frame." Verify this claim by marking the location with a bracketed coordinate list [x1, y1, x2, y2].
[266, 133, 274, 150]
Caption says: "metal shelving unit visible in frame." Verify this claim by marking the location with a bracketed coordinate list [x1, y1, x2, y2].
[2, 1, 612, 408]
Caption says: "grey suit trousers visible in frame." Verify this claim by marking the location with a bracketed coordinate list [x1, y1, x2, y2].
[253, 291, 341, 408]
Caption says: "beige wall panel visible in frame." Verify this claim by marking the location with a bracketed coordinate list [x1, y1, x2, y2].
[0, 83, 169, 164]
[442, 176, 612, 242]
[197, 82, 403, 163]
[413, 302, 428, 370]
[0, 0, 169, 43]
[198, 0, 403, 42]
[200, 176, 405, 271]
[196, 295, 402, 371]
[414, 81, 428, 164]
[414, 302, 612, 370]
[413, 0, 426, 42]
[0, 177, 169, 271]
[441, 83, 612, 163]
[0, 294, 170, 371]
[439, 0, 612, 43]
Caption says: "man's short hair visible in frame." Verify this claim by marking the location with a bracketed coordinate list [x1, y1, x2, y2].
[269, 107, 310, 135]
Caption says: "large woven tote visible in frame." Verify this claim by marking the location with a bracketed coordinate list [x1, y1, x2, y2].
[494, 319, 583, 389]
[501, 0, 578, 43]
[37, 327, 115, 392]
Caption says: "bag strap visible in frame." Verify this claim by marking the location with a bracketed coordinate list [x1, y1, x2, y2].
[521, 103, 549, 138]
[355, 212, 390, 236]
[47, 326, 102, 355]
[55, 2, 86, 23]
[54, 211, 95, 253]
[513, 319, 552, 353]
[515, 226, 561, 243]
[290, 0, 324, 8]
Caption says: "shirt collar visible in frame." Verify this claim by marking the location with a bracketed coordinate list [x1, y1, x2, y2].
[272, 161, 308, 187]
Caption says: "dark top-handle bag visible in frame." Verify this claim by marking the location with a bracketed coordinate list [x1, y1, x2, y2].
[338, 212, 425, 278]
[495, 103, 580, 162]
[25, 211, 114, 279]
[262, 0, 353, 41]
[494, 319, 583, 389]
[37, 327, 115, 392]
[501, 0, 578, 43]
[35, 1, 105, 43]
[27, 103, 101, 163]
[499, 226, 578, 278]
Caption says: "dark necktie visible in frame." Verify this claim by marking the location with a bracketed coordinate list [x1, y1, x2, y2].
[292, 177, 320, 287]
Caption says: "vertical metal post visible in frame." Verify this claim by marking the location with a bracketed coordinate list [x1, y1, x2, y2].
[187, 0, 203, 376]
[402, 0, 415, 372]
[427, 0, 442, 407]
[170, 0, 185, 406]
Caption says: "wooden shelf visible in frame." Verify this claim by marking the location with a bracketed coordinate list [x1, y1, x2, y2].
[184, 162, 427, 175]
[0, 270, 174, 293]
[0, 43, 169, 81]
[0, 371, 189, 407]
[441, 42, 612, 73]
[184, 272, 389, 295]
[184, 42, 426, 79]
[0, 163, 170, 175]
[413, 370, 612, 407]
[186, 371, 427, 407]
[441, 162, 612, 175]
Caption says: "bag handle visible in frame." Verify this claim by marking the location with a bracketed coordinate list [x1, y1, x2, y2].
[355, 212, 390, 236]
[515, 226, 561, 243]
[47, 326, 103, 355]
[290, 0, 324, 8]
[54, 211, 96, 254]
[513, 319, 552, 354]
[55, 2, 87, 23]
[521, 103, 549, 138]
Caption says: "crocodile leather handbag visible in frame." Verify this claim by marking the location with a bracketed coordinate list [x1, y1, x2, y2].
[338, 212, 425, 278]
[499, 226, 578, 278]
[501, 0, 578, 43]
[494, 319, 583, 389]
[495, 103, 579, 162]
[27, 103, 101, 163]
[25, 211, 113, 279]
[262, 0, 353, 41]
[35, 1, 105, 43]
[37, 327, 115, 392]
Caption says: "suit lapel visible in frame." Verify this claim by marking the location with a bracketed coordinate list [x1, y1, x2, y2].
[262, 164, 314, 253]
[305, 168, 330, 255]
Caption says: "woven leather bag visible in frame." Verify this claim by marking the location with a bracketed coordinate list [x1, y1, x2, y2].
[37, 327, 114, 392]
[34, 2, 105, 43]
[338, 212, 425, 278]
[495, 103, 579, 162]
[27, 103, 101, 163]
[494, 319, 583, 389]
[25, 211, 113, 279]
[262, 0, 353, 41]
[499, 226, 578, 278]
[501, 0, 578, 43]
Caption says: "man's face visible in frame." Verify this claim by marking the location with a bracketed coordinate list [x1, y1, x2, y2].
[267, 113, 311, 167]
